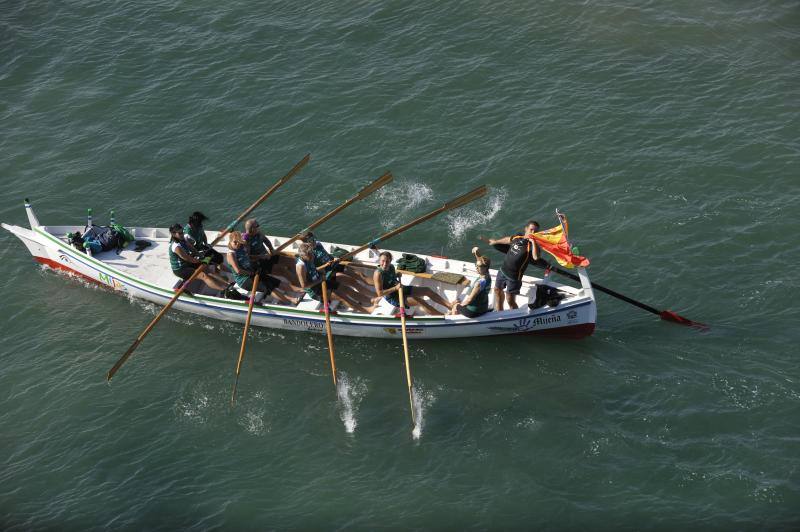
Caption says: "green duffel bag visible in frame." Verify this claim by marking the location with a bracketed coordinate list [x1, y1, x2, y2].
[396, 253, 427, 273]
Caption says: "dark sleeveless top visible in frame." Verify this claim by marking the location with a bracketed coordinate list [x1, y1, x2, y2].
[501, 234, 533, 280]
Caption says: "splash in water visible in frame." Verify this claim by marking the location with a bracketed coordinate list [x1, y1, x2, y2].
[369, 180, 434, 230]
[445, 187, 507, 244]
[410, 383, 437, 440]
[336, 372, 368, 434]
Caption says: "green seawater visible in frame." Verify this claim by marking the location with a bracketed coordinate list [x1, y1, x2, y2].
[1, 1, 799, 529]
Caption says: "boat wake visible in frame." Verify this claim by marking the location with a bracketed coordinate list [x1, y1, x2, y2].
[445, 186, 506, 245]
[336, 371, 367, 434]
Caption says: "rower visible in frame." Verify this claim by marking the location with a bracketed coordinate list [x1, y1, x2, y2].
[372, 251, 452, 316]
[449, 247, 492, 318]
[244, 218, 278, 276]
[186, 211, 225, 273]
[488, 220, 540, 311]
[295, 242, 373, 313]
[167, 223, 230, 293]
[300, 231, 372, 289]
[226, 231, 296, 305]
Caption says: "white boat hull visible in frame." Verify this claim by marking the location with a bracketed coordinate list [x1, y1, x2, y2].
[3, 214, 597, 340]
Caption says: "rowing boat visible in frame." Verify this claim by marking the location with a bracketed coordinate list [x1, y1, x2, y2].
[2, 201, 597, 339]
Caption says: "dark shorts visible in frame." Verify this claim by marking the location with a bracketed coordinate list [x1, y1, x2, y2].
[240, 275, 281, 295]
[305, 279, 340, 301]
[385, 285, 413, 308]
[456, 304, 487, 318]
[495, 270, 522, 295]
[173, 264, 199, 281]
[255, 255, 279, 275]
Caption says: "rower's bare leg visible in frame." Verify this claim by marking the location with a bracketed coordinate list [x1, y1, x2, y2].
[493, 288, 505, 311]
[333, 287, 375, 314]
[266, 289, 297, 305]
[413, 286, 452, 310]
[407, 296, 443, 316]
[337, 273, 373, 295]
[507, 293, 519, 309]
[199, 271, 229, 291]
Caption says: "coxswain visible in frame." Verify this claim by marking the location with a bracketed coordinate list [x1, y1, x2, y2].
[372, 251, 452, 315]
[488, 220, 540, 310]
[295, 242, 373, 313]
[449, 247, 492, 318]
[168, 223, 230, 293]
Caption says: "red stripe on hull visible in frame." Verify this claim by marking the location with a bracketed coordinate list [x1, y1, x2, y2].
[516, 322, 595, 339]
[34, 256, 105, 287]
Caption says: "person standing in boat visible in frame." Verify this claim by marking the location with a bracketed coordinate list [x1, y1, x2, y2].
[244, 218, 278, 276]
[300, 231, 372, 291]
[186, 211, 225, 274]
[295, 242, 373, 313]
[168, 223, 230, 293]
[226, 231, 296, 305]
[488, 220, 540, 311]
[449, 247, 492, 318]
[372, 251, 452, 315]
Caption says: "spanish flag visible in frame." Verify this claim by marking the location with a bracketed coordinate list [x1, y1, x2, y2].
[529, 212, 590, 269]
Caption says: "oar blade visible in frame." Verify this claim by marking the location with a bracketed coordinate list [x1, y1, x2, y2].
[660, 310, 708, 330]
[356, 171, 393, 199]
[282, 153, 311, 185]
[444, 185, 488, 211]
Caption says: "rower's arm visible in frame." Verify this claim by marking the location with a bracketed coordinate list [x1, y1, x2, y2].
[372, 270, 399, 297]
[175, 246, 199, 264]
[460, 283, 481, 306]
[296, 263, 322, 289]
[227, 251, 248, 276]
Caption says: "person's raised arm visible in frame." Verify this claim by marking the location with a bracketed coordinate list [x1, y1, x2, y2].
[488, 235, 511, 246]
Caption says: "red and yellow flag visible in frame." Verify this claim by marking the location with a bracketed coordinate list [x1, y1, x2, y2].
[528, 213, 590, 268]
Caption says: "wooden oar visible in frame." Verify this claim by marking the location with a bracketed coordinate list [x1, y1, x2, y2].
[231, 272, 260, 405]
[106, 154, 310, 381]
[274, 171, 393, 254]
[478, 236, 707, 329]
[320, 279, 337, 387]
[397, 285, 416, 427]
[318, 185, 489, 270]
